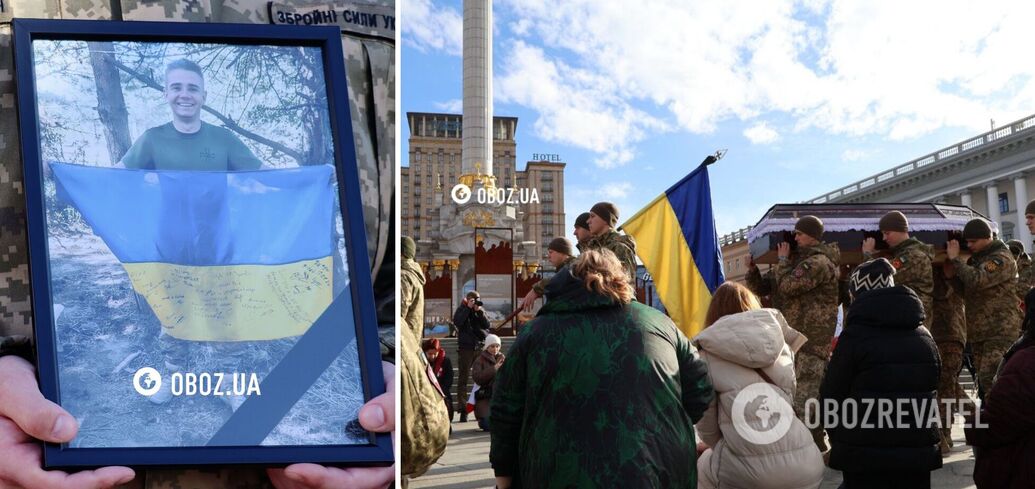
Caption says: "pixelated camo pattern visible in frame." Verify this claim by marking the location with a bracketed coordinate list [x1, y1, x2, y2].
[0, 1, 394, 487]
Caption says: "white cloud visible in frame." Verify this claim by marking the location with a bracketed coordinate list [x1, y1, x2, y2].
[495, 41, 668, 168]
[599, 182, 633, 199]
[401, 0, 463, 56]
[476, 0, 1035, 162]
[433, 98, 463, 113]
[744, 123, 780, 144]
[841, 148, 869, 162]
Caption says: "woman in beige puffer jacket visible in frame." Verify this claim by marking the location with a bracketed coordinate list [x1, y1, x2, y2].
[694, 283, 825, 489]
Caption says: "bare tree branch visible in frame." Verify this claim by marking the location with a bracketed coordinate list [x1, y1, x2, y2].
[110, 58, 305, 165]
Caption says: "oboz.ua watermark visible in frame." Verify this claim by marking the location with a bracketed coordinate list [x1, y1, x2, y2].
[133, 367, 261, 398]
[450, 183, 541, 205]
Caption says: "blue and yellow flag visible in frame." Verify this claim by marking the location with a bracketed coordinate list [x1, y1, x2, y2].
[621, 163, 724, 338]
[51, 162, 337, 341]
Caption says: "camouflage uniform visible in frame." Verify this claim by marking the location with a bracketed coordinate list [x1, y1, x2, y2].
[531, 255, 575, 296]
[400, 257, 425, 341]
[950, 240, 1023, 399]
[867, 237, 934, 327]
[746, 242, 840, 451]
[1015, 252, 1033, 302]
[585, 230, 637, 283]
[931, 266, 969, 450]
[0, 1, 395, 487]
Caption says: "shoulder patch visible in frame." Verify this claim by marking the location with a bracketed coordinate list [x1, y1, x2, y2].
[984, 259, 1001, 273]
[892, 258, 904, 269]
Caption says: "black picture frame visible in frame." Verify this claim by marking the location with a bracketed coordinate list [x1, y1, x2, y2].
[12, 18, 391, 469]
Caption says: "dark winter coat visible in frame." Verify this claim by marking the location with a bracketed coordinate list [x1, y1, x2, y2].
[820, 286, 942, 473]
[489, 274, 713, 488]
[966, 334, 1035, 489]
[452, 305, 490, 350]
[435, 355, 454, 406]
[472, 350, 504, 419]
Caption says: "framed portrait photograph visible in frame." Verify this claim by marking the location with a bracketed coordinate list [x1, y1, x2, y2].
[12, 19, 391, 468]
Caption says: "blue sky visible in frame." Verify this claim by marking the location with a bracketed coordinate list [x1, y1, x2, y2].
[402, 0, 1035, 236]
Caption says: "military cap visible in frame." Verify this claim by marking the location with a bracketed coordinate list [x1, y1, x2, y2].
[1007, 239, 1025, 258]
[962, 219, 992, 240]
[879, 211, 909, 233]
[794, 215, 824, 240]
[401, 236, 416, 259]
[574, 212, 592, 231]
[590, 202, 620, 227]
[548, 237, 574, 257]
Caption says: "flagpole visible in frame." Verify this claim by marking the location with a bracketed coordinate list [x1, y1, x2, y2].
[619, 150, 728, 229]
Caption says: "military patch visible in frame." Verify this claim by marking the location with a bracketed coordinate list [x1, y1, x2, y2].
[892, 258, 903, 269]
[984, 259, 1001, 273]
[268, 2, 395, 42]
[794, 267, 805, 278]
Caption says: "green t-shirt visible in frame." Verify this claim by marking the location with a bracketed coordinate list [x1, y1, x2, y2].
[121, 122, 263, 171]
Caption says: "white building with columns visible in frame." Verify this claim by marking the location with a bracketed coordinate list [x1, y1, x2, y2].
[806, 114, 1035, 251]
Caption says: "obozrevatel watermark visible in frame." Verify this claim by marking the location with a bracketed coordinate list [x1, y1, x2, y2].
[133, 367, 261, 398]
[731, 384, 987, 445]
[804, 398, 987, 430]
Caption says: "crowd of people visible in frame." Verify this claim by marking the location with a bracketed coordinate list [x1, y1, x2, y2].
[400, 200, 1035, 489]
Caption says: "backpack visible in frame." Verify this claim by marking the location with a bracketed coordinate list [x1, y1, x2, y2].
[401, 324, 450, 477]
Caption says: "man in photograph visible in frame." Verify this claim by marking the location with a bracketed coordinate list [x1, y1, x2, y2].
[120, 59, 263, 171]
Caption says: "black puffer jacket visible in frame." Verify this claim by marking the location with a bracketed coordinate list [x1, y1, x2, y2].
[820, 285, 942, 472]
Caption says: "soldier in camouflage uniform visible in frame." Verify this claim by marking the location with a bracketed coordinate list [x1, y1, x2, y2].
[862, 211, 934, 327]
[573, 212, 592, 253]
[1007, 239, 1033, 302]
[517, 237, 575, 311]
[932, 262, 970, 455]
[0, 1, 396, 487]
[400, 236, 425, 341]
[746, 215, 839, 453]
[584, 202, 638, 283]
[946, 219, 1022, 402]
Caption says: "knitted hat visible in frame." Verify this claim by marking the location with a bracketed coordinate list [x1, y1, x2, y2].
[794, 215, 824, 240]
[1008, 239, 1025, 258]
[1026, 200, 1035, 216]
[401, 236, 416, 259]
[849, 258, 896, 299]
[574, 212, 592, 231]
[962, 219, 992, 240]
[590, 202, 619, 227]
[483, 334, 501, 349]
[548, 237, 574, 256]
[878, 211, 909, 233]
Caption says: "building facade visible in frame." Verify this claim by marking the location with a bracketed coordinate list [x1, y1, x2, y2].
[720, 113, 1035, 280]
[402, 112, 566, 263]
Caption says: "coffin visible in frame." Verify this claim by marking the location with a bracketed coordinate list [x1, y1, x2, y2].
[747, 203, 997, 265]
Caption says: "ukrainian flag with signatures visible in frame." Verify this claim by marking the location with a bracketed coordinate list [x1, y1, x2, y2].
[50, 162, 336, 342]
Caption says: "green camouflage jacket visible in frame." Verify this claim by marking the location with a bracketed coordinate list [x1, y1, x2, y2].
[746, 242, 840, 359]
[489, 271, 713, 488]
[585, 230, 637, 283]
[400, 257, 425, 341]
[951, 240, 1022, 343]
[878, 238, 935, 328]
[932, 265, 966, 346]
[0, 1, 394, 487]
[1015, 252, 1033, 302]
